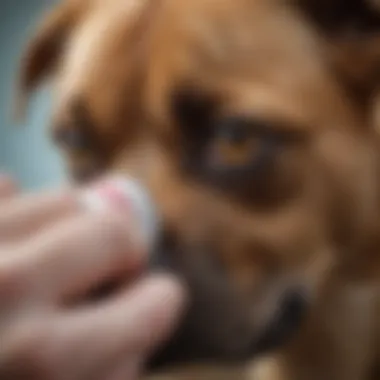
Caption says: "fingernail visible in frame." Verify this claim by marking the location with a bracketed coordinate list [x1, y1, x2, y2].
[78, 176, 160, 251]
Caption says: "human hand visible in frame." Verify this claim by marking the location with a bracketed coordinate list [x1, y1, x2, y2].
[0, 175, 185, 380]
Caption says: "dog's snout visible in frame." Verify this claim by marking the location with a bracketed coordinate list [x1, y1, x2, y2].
[148, 229, 310, 370]
[254, 288, 308, 354]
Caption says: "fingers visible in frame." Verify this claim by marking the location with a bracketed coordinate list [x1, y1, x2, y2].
[9, 210, 145, 303]
[63, 275, 185, 354]
[0, 276, 186, 380]
[0, 191, 77, 244]
[51, 275, 186, 379]
[0, 175, 175, 380]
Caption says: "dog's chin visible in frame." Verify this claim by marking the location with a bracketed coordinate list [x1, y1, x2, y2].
[146, 297, 256, 372]
[146, 242, 253, 371]
[146, 241, 309, 372]
[147, 291, 307, 372]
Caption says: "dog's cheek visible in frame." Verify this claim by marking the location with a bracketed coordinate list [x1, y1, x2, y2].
[315, 130, 379, 245]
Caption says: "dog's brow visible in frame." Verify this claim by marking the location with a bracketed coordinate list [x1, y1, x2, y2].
[172, 87, 218, 128]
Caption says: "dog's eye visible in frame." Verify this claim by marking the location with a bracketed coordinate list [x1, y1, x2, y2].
[207, 118, 278, 174]
[211, 122, 259, 168]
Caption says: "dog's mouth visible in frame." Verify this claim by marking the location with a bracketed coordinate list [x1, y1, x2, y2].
[148, 288, 307, 371]
[146, 233, 309, 371]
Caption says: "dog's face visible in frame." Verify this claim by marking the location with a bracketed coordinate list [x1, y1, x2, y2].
[17, 0, 380, 369]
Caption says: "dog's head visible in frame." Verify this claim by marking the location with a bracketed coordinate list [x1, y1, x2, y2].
[16, 0, 380, 369]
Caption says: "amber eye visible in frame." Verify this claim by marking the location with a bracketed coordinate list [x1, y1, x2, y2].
[213, 125, 259, 167]
[208, 118, 271, 172]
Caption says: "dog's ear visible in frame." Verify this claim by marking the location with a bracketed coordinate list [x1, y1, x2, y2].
[296, 0, 380, 33]
[14, 2, 82, 121]
[297, 0, 380, 105]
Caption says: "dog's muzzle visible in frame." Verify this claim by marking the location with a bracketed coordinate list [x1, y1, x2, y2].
[147, 233, 309, 371]
[86, 176, 308, 369]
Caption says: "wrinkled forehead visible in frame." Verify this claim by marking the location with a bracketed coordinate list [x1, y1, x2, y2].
[145, 0, 342, 128]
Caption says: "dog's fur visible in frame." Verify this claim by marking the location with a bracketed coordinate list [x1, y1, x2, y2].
[15, 0, 380, 379]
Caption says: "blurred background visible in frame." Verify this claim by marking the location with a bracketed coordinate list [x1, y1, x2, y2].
[0, 0, 65, 190]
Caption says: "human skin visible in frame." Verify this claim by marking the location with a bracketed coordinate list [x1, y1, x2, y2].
[0, 175, 186, 380]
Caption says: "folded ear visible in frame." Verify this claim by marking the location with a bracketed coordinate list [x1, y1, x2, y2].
[14, 2, 81, 121]
[296, 0, 380, 33]
[296, 0, 380, 105]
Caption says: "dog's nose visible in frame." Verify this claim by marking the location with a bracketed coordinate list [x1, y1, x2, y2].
[254, 288, 308, 355]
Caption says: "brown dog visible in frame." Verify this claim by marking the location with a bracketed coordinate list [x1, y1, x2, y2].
[15, 0, 380, 379]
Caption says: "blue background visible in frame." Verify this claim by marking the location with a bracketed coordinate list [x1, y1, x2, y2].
[0, 0, 65, 190]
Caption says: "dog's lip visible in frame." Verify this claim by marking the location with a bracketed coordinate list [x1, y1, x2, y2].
[148, 288, 308, 370]
[251, 287, 309, 355]
[148, 285, 309, 370]
[148, 239, 309, 369]
[146, 298, 256, 370]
